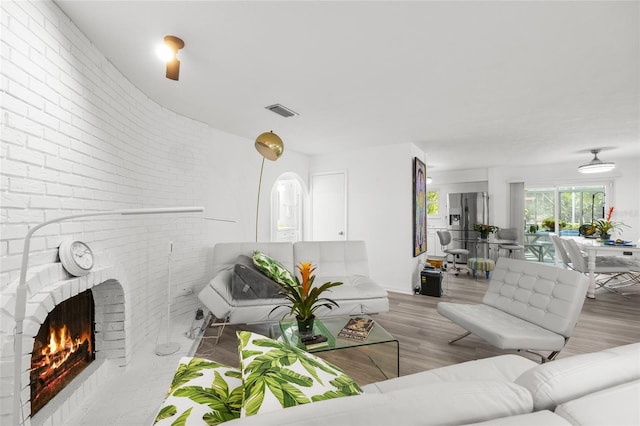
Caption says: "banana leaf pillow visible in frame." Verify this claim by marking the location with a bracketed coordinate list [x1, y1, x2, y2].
[252, 250, 296, 287]
[237, 330, 363, 417]
[154, 357, 243, 426]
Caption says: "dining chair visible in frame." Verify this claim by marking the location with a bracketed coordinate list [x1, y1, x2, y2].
[437, 230, 469, 275]
[561, 238, 637, 297]
[550, 234, 575, 269]
[495, 228, 525, 259]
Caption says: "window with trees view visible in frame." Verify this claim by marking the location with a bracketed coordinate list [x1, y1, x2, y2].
[525, 186, 606, 235]
[427, 190, 439, 216]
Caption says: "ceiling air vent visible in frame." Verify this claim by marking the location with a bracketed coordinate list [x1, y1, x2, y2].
[265, 104, 299, 118]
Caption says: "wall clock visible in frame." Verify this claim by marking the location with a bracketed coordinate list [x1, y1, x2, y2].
[59, 240, 94, 276]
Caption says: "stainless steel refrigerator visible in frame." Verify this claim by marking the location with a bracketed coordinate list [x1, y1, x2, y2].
[446, 192, 490, 262]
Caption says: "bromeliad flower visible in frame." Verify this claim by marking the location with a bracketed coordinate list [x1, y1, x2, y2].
[594, 206, 628, 238]
[269, 262, 342, 321]
[297, 262, 316, 298]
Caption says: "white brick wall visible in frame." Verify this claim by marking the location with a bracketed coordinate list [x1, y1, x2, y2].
[0, 0, 311, 419]
[0, 1, 220, 422]
[0, 2, 312, 422]
[1, 0, 221, 343]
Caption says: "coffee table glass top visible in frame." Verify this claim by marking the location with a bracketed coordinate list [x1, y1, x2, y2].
[271, 315, 396, 353]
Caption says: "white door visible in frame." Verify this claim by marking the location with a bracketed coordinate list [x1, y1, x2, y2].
[311, 171, 347, 241]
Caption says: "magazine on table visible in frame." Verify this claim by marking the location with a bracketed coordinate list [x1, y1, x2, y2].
[338, 317, 375, 341]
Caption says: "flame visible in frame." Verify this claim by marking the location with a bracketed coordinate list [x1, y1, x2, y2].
[35, 324, 91, 374]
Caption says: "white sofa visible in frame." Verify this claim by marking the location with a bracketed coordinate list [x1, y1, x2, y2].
[222, 342, 640, 425]
[197, 241, 389, 324]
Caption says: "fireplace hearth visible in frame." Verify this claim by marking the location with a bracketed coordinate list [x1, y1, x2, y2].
[30, 290, 95, 416]
[0, 264, 129, 426]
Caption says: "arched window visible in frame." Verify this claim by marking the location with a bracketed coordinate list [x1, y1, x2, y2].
[270, 173, 306, 242]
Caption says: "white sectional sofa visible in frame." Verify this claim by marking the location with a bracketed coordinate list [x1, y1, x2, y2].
[155, 343, 640, 426]
[223, 342, 640, 425]
[197, 241, 389, 324]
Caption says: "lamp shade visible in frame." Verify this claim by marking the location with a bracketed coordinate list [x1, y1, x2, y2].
[578, 149, 615, 174]
[255, 131, 284, 161]
[162, 35, 184, 81]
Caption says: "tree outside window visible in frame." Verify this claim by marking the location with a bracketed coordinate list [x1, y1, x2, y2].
[427, 190, 439, 216]
[525, 186, 605, 235]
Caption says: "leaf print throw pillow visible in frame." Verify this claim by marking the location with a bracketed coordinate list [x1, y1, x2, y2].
[154, 357, 243, 426]
[237, 330, 363, 417]
[252, 250, 297, 287]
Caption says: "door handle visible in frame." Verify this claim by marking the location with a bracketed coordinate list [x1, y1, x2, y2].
[338, 231, 344, 236]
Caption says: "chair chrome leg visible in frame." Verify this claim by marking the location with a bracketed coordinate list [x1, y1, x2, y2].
[526, 337, 568, 363]
[448, 331, 471, 344]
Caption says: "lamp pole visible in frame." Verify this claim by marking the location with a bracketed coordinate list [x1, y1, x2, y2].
[255, 157, 267, 242]
[12, 206, 204, 426]
[254, 131, 284, 242]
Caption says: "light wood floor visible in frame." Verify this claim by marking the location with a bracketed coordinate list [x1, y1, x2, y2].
[194, 270, 640, 386]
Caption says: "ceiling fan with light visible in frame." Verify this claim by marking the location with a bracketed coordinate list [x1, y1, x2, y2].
[156, 35, 184, 81]
[578, 149, 616, 174]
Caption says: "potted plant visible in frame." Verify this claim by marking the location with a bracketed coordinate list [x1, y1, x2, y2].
[270, 262, 343, 338]
[594, 207, 628, 240]
[473, 224, 499, 239]
[541, 218, 567, 231]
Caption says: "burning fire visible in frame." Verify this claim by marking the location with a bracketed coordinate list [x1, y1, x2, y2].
[33, 324, 92, 374]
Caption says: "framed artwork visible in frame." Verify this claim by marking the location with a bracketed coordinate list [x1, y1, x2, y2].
[413, 157, 427, 257]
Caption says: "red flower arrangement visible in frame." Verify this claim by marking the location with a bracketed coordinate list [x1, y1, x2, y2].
[594, 207, 628, 238]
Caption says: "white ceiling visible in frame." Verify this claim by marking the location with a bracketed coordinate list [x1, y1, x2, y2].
[54, 1, 639, 172]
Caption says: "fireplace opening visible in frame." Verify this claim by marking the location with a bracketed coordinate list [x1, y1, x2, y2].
[30, 290, 95, 416]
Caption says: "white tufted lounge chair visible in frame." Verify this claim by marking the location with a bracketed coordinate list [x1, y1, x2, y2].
[437, 257, 589, 363]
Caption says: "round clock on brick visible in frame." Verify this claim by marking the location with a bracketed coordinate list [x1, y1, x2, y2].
[59, 240, 94, 276]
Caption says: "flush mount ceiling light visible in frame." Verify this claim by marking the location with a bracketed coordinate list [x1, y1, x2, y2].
[578, 149, 616, 174]
[157, 35, 184, 81]
[426, 176, 433, 184]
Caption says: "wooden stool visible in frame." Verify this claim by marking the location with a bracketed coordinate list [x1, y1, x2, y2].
[467, 257, 495, 279]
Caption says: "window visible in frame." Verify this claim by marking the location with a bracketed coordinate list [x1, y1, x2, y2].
[271, 174, 304, 242]
[427, 190, 439, 216]
[525, 185, 605, 235]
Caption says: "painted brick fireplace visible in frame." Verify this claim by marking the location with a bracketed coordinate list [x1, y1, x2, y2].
[0, 263, 131, 426]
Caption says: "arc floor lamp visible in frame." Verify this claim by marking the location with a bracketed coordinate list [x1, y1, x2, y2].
[12, 206, 204, 426]
[255, 131, 284, 242]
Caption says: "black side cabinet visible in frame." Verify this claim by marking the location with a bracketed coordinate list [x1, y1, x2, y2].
[419, 269, 442, 297]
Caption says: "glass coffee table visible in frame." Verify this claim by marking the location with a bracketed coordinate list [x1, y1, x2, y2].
[269, 315, 399, 380]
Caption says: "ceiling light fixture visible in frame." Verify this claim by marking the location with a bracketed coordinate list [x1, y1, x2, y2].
[578, 149, 616, 174]
[158, 35, 184, 81]
[426, 176, 433, 184]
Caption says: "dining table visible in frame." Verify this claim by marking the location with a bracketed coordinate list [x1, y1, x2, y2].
[454, 237, 504, 261]
[524, 233, 555, 262]
[571, 237, 640, 299]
